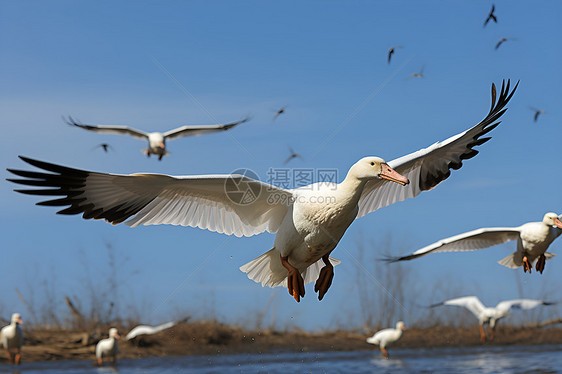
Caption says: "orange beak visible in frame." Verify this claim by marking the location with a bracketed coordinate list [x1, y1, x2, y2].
[401, 325, 407, 331]
[555, 218, 562, 229]
[380, 163, 409, 186]
[160, 142, 165, 149]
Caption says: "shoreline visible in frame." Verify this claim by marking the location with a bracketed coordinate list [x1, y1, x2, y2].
[5, 321, 562, 363]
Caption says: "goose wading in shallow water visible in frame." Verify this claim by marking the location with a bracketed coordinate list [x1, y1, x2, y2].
[387, 212, 562, 274]
[95, 328, 120, 366]
[0, 313, 23, 365]
[366, 321, 406, 358]
[67, 116, 249, 161]
[8, 80, 517, 302]
[430, 296, 554, 343]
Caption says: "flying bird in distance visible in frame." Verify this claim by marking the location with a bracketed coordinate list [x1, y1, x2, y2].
[484, 4, 497, 27]
[430, 296, 554, 342]
[66, 116, 249, 161]
[386, 213, 562, 274]
[407, 65, 425, 79]
[8, 81, 517, 303]
[529, 107, 546, 122]
[495, 37, 514, 50]
[93, 143, 113, 153]
[283, 147, 303, 165]
[366, 321, 406, 358]
[125, 317, 189, 341]
[273, 106, 287, 121]
[387, 46, 403, 64]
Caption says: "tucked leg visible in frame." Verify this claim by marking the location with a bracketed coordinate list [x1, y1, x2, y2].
[280, 255, 305, 302]
[314, 254, 334, 301]
[479, 324, 486, 343]
[535, 254, 546, 274]
[522, 255, 532, 273]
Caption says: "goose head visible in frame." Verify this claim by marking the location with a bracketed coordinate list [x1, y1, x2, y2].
[11, 313, 22, 325]
[348, 157, 409, 185]
[543, 212, 562, 228]
[109, 328, 120, 339]
[396, 321, 407, 331]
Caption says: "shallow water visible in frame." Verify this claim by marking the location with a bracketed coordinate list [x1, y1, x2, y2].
[1, 345, 561, 374]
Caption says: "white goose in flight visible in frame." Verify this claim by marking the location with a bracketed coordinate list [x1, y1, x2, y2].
[125, 317, 189, 341]
[431, 296, 553, 342]
[67, 116, 249, 160]
[8, 80, 517, 302]
[388, 212, 562, 273]
[366, 321, 406, 358]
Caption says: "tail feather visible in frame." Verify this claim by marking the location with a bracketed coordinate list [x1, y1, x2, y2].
[240, 249, 341, 288]
[498, 252, 522, 269]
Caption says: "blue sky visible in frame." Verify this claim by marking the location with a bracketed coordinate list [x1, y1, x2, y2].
[1, 1, 561, 330]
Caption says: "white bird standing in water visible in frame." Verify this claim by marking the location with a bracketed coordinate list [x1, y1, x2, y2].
[387, 213, 562, 274]
[366, 321, 407, 358]
[67, 116, 249, 160]
[8, 81, 517, 303]
[0, 313, 23, 365]
[430, 296, 554, 343]
[95, 328, 120, 366]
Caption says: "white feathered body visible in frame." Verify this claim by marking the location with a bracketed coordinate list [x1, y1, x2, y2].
[0, 322, 23, 350]
[499, 221, 561, 269]
[367, 327, 403, 348]
[242, 181, 361, 288]
[96, 336, 118, 360]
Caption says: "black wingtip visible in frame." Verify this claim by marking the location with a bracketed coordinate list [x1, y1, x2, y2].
[428, 302, 444, 309]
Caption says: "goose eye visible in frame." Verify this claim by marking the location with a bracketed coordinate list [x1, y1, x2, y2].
[370, 162, 375, 166]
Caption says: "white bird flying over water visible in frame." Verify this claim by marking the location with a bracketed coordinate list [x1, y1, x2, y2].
[8, 81, 517, 303]
[430, 296, 553, 342]
[67, 116, 249, 160]
[125, 318, 188, 341]
[387, 212, 562, 274]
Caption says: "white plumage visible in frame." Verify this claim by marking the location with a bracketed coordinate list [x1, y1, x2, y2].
[67, 116, 248, 160]
[366, 321, 406, 358]
[95, 328, 120, 366]
[389, 213, 562, 273]
[126, 319, 185, 341]
[9, 81, 517, 302]
[0, 313, 23, 365]
[432, 296, 553, 342]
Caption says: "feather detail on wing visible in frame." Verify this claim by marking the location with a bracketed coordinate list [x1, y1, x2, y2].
[7, 156, 292, 237]
[357, 80, 518, 218]
[495, 299, 553, 313]
[163, 118, 249, 139]
[441, 296, 486, 318]
[66, 116, 149, 139]
[386, 227, 521, 262]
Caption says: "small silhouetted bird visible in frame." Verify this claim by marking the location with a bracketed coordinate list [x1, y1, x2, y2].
[273, 106, 287, 121]
[484, 4, 497, 27]
[283, 147, 303, 165]
[93, 143, 113, 153]
[529, 107, 546, 122]
[407, 65, 424, 79]
[495, 37, 510, 50]
[387, 46, 402, 64]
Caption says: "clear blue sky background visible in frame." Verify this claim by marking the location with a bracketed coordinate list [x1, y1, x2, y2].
[1, 1, 561, 330]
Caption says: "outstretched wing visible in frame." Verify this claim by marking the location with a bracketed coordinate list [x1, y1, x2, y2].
[435, 296, 486, 319]
[495, 299, 554, 313]
[386, 227, 521, 262]
[357, 80, 518, 218]
[7, 156, 292, 238]
[66, 116, 149, 140]
[163, 117, 249, 140]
